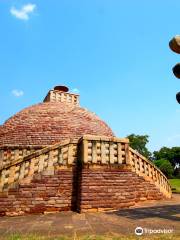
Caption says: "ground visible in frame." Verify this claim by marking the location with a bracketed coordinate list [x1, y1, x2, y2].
[169, 179, 180, 193]
[0, 194, 179, 240]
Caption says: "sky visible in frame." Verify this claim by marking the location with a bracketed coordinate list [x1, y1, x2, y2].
[0, 0, 180, 152]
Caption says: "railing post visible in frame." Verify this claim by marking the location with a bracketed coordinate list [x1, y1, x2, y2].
[117, 143, 123, 164]
[83, 139, 88, 164]
[92, 141, 97, 163]
[125, 143, 130, 164]
[109, 141, 114, 164]
[0, 170, 6, 191]
[68, 143, 74, 165]
[101, 141, 106, 164]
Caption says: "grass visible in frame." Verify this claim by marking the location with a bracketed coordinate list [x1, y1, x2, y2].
[169, 179, 180, 193]
[0, 234, 179, 240]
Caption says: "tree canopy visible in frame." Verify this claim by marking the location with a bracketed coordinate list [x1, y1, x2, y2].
[153, 159, 174, 178]
[127, 134, 152, 159]
[153, 147, 180, 167]
[127, 133, 180, 178]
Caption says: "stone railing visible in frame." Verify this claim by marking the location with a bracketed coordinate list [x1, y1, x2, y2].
[79, 135, 172, 198]
[0, 140, 78, 191]
[44, 90, 79, 106]
[129, 147, 172, 198]
[79, 135, 130, 165]
[0, 135, 172, 198]
[0, 146, 43, 169]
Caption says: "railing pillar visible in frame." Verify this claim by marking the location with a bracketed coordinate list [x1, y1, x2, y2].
[82, 139, 88, 164]
[92, 141, 97, 164]
[125, 142, 130, 165]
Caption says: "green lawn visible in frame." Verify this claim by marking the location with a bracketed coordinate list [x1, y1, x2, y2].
[1, 234, 179, 240]
[169, 179, 180, 193]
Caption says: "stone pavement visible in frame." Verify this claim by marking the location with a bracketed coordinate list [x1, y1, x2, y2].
[0, 194, 179, 239]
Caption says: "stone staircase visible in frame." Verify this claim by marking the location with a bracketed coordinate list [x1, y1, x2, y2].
[0, 139, 78, 192]
[0, 135, 172, 216]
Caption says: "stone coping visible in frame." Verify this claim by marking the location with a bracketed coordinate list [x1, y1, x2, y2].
[78, 135, 129, 143]
[130, 147, 169, 182]
[0, 139, 78, 172]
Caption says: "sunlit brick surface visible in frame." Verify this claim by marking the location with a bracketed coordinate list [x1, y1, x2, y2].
[0, 102, 114, 147]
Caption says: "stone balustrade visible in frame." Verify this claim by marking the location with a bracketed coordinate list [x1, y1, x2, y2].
[79, 135, 129, 165]
[0, 140, 78, 191]
[44, 90, 79, 106]
[79, 135, 171, 198]
[0, 135, 172, 199]
[129, 147, 172, 198]
[0, 147, 43, 168]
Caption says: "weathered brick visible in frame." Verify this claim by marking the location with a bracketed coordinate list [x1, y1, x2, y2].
[0, 164, 164, 216]
[0, 101, 114, 147]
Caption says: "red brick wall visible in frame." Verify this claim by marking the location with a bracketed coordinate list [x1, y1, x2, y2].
[0, 165, 164, 216]
[77, 165, 164, 212]
[0, 167, 77, 216]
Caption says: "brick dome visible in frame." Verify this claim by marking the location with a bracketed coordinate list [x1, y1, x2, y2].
[0, 101, 114, 147]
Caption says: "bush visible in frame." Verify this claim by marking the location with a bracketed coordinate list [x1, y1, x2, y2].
[154, 159, 174, 178]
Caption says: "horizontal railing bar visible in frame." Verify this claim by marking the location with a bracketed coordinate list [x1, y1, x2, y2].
[0, 139, 78, 172]
[129, 147, 168, 181]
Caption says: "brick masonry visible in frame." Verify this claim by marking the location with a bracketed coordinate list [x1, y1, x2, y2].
[0, 102, 114, 147]
[0, 164, 164, 216]
[0, 167, 77, 216]
[77, 165, 164, 212]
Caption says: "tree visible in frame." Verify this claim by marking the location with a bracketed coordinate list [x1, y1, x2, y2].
[153, 147, 180, 168]
[154, 159, 174, 178]
[171, 147, 180, 167]
[127, 134, 152, 159]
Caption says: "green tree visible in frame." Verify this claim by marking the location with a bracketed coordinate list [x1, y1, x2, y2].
[171, 147, 180, 166]
[154, 159, 174, 178]
[127, 134, 152, 159]
[153, 147, 180, 167]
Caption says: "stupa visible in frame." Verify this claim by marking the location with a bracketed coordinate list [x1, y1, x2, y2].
[0, 86, 171, 216]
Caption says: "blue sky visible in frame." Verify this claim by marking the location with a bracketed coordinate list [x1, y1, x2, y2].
[0, 0, 180, 152]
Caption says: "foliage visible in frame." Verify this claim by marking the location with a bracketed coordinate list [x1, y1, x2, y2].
[127, 134, 152, 159]
[153, 147, 180, 167]
[127, 134, 180, 178]
[154, 159, 174, 178]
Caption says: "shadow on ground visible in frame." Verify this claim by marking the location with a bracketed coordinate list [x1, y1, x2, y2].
[107, 204, 180, 222]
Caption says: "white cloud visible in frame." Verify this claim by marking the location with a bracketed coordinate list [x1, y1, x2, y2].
[12, 89, 24, 97]
[10, 3, 36, 20]
[71, 88, 80, 94]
